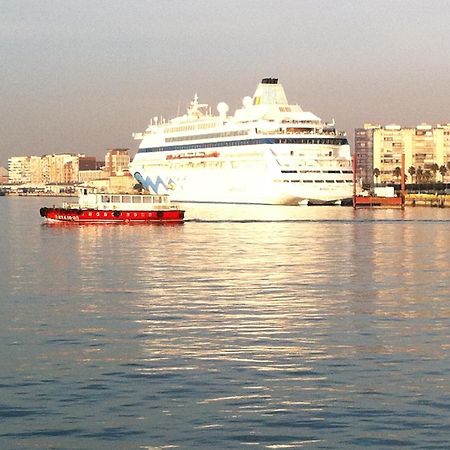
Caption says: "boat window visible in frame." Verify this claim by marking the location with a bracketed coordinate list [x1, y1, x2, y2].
[111, 195, 121, 202]
[143, 197, 153, 203]
[122, 195, 131, 203]
[132, 196, 142, 203]
[101, 195, 110, 202]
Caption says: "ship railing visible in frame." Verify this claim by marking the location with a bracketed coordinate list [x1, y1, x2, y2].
[257, 129, 339, 136]
[62, 202, 79, 209]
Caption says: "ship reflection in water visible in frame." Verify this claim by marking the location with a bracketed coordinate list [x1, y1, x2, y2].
[1, 199, 450, 449]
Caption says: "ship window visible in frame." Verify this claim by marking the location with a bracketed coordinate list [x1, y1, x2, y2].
[303, 180, 313, 183]
[132, 196, 142, 203]
[326, 180, 335, 183]
[315, 180, 324, 183]
[122, 195, 131, 203]
[336, 180, 345, 183]
[111, 195, 121, 202]
[143, 197, 153, 203]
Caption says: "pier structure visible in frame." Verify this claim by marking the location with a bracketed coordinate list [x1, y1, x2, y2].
[353, 154, 405, 209]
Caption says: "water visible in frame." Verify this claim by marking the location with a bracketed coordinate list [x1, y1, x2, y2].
[1, 196, 450, 449]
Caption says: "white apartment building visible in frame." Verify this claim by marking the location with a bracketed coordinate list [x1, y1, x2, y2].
[355, 123, 450, 184]
[8, 156, 32, 184]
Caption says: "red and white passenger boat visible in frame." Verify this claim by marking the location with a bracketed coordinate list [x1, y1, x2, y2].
[40, 188, 185, 223]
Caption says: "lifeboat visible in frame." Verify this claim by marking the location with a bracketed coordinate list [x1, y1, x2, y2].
[40, 188, 185, 223]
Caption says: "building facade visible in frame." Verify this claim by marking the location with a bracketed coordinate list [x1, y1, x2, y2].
[7, 150, 131, 187]
[8, 156, 32, 184]
[105, 149, 130, 176]
[0, 166, 9, 184]
[355, 123, 450, 184]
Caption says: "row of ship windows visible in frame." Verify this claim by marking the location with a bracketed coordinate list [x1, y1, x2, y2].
[100, 195, 166, 204]
[281, 169, 353, 174]
[276, 179, 353, 183]
[273, 138, 348, 145]
[166, 130, 248, 142]
[139, 137, 348, 153]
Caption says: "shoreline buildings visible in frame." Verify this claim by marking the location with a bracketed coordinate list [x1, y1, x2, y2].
[355, 123, 450, 185]
[5, 149, 133, 193]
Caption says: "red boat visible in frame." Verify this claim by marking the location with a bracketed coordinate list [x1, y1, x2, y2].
[40, 188, 184, 223]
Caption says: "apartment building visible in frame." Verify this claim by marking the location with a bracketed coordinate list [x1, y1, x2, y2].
[105, 149, 130, 176]
[0, 167, 8, 184]
[8, 156, 32, 184]
[355, 123, 450, 184]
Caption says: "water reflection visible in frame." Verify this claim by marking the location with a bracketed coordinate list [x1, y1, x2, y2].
[1, 198, 450, 448]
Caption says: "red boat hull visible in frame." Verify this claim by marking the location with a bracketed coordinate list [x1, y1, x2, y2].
[40, 207, 184, 223]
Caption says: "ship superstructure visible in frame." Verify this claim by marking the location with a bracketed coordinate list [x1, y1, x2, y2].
[130, 78, 354, 205]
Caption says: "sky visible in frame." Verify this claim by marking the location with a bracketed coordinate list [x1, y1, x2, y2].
[1, 0, 450, 166]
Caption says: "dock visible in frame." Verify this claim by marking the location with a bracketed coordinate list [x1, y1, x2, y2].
[352, 154, 406, 209]
[353, 195, 404, 208]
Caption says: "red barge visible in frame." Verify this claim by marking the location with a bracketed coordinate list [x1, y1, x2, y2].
[40, 188, 185, 223]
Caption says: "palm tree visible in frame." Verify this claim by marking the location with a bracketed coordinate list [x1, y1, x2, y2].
[431, 163, 439, 182]
[373, 168, 380, 185]
[393, 166, 402, 181]
[416, 166, 423, 183]
[408, 166, 416, 183]
[424, 170, 432, 183]
[439, 165, 447, 182]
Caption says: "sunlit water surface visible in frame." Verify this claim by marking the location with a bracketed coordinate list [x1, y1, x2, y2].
[1, 197, 450, 449]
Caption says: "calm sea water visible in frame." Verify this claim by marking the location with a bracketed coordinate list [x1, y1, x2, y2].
[1, 196, 450, 449]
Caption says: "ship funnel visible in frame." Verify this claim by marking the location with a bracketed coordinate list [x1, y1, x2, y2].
[253, 77, 288, 105]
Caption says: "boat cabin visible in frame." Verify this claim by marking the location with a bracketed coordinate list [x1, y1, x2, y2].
[66, 188, 175, 211]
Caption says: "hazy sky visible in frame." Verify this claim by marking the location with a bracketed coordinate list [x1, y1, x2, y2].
[1, 0, 450, 166]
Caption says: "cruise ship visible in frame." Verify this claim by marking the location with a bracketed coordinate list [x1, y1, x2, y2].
[130, 78, 354, 205]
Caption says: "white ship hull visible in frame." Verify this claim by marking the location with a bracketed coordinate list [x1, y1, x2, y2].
[131, 78, 355, 205]
[132, 144, 354, 205]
